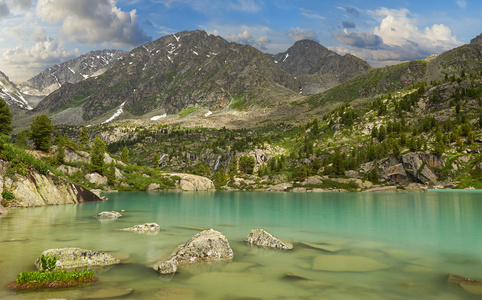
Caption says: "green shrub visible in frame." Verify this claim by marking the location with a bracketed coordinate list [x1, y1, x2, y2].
[1, 190, 14, 200]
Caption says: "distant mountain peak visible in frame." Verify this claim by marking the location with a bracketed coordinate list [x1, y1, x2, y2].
[0, 71, 33, 111]
[20, 49, 127, 96]
[269, 39, 370, 94]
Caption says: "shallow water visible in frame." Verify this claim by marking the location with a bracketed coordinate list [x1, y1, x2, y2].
[1, 191, 482, 299]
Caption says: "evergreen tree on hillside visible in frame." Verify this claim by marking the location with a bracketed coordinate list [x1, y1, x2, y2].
[80, 126, 89, 147]
[120, 146, 130, 163]
[30, 115, 54, 151]
[91, 135, 106, 173]
[0, 97, 12, 136]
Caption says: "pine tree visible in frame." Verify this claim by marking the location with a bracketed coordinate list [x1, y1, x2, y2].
[55, 135, 66, 165]
[90, 135, 106, 173]
[152, 153, 160, 168]
[80, 126, 89, 147]
[107, 161, 117, 185]
[120, 146, 130, 163]
[15, 130, 29, 149]
[30, 115, 54, 151]
[0, 97, 12, 136]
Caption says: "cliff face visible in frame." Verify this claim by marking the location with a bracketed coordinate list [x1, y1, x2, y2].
[0, 160, 101, 214]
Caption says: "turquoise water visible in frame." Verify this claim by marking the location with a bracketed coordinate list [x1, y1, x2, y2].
[1, 191, 482, 299]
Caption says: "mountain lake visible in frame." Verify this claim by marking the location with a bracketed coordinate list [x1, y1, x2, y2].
[1, 190, 482, 299]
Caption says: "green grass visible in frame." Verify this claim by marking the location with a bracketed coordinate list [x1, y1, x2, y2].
[229, 97, 247, 111]
[179, 107, 199, 118]
[12, 269, 95, 290]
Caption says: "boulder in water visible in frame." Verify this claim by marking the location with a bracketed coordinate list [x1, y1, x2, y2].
[154, 229, 234, 274]
[96, 211, 122, 219]
[120, 223, 161, 232]
[448, 273, 482, 295]
[35, 248, 121, 270]
[245, 229, 293, 250]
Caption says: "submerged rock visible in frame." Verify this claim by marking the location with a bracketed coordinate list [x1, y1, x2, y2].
[245, 229, 293, 250]
[97, 211, 122, 219]
[312, 255, 389, 272]
[153, 229, 234, 274]
[35, 248, 121, 270]
[120, 223, 161, 232]
[448, 273, 482, 295]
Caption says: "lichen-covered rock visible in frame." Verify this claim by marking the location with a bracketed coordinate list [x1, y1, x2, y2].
[120, 223, 160, 232]
[154, 229, 233, 274]
[97, 211, 122, 219]
[35, 248, 121, 270]
[245, 229, 293, 250]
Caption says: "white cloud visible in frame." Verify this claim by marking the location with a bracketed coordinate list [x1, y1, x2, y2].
[300, 8, 325, 21]
[333, 8, 463, 66]
[456, 0, 466, 9]
[36, 0, 151, 47]
[226, 29, 270, 50]
[288, 27, 318, 42]
[3, 38, 75, 65]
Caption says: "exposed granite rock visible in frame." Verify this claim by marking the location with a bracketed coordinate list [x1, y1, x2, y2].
[0, 160, 101, 209]
[154, 229, 234, 274]
[171, 173, 215, 191]
[35, 248, 121, 270]
[120, 223, 160, 232]
[85, 173, 108, 185]
[57, 165, 81, 176]
[245, 229, 293, 250]
[146, 183, 161, 191]
[471, 33, 482, 45]
[97, 211, 122, 219]
[0, 202, 8, 215]
[448, 273, 482, 295]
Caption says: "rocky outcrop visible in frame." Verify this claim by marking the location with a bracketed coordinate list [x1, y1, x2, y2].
[35, 248, 121, 270]
[0, 160, 101, 209]
[245, 229, 293, 250]
[154, 229, 234, 274]
[0, 202, 8, 215]
[365, 152, 446, 186]
[448, 273, 482, 295]
[119, 223, 160, 232]
[97, 211, 122, 219]
[85, 173, 108, 185]
[171, 173, 215, 191]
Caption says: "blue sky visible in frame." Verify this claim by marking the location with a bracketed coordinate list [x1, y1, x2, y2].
[0, 0, 480, 83]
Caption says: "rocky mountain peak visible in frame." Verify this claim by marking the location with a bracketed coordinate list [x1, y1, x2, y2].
[0, 71, 33, 112]
[470, 33, 482, 45]
[35, 30, 300, 125]
[20, 49, 127, 96]
[269, 39, 371, 94]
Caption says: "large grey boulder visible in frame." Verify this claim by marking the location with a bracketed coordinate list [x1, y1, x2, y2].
[171, 173, 215, 191]
[85, 173, 108, 185]
[97, 211, 122, 219]
[35, 248, 121, 270]
[154, 229, 234, 274]
[245, 229, 293, 250]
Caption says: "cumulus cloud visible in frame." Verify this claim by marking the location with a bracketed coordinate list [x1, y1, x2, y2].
[3, 38, 75, 65]
[342, 21, 356, 29]
[289, 27, 318, 42]
[333, 30, 382, 49]
[36, 0, 151, 47]
[12, 0, 31, 10]
[226, 30, 271, 50]
[334, 7, 463, 65]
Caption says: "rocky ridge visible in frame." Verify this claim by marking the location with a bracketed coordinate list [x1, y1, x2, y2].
[0, 71, 32, 112]
[35, 30, 301, 125]
[20, 49, 127, 96]
[270, 39, 371, 94]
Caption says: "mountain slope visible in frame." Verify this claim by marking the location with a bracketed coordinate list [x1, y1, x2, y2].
[20, 49, 127, 96]
[0, 71, 33, 112]
[269, 40, 371, 94]
[308, 39, 482, 108]
[35, 30, 301, 124]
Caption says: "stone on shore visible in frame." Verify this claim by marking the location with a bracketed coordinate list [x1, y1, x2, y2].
[35, 248, 121, 270]
[153, 229, 234, 274]
[119, 223, 161, 232]
[245, 229, 293, 250]
[97, 211, 122, 219]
